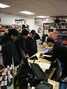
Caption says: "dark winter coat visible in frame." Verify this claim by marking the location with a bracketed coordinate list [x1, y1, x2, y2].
[15, 36, 27, 60]
[2, 38, 20, 67]
[26, 36, 37, 57]
[34, 33, 40, 40]
[52, 41, 67, 63]
[45, 41, 67, 62]
[45, 41, 67, 77]
[15, 36, 27, 54]
[0, 34, 9, 46]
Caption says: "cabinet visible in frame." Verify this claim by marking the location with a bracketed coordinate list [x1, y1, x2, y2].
[43, 23, 54, 35]
[43, 22, 67, 45]
[0, 24, 21, 37]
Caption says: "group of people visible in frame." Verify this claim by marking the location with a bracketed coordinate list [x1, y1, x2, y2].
[0, 28, 67, 80]
[0, 28, 39, 67]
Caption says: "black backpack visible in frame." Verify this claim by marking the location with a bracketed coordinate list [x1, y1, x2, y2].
[36, 81, 53, 89]
[17, 59, 34, 83]
[17, 59, 48, 89]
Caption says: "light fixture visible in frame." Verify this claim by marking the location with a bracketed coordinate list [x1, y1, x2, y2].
[0, 3, 10, 8]
[37, 16, 49, 18]
[20, 11, 35, 15]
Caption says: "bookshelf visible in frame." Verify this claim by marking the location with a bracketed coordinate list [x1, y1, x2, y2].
[43, 22, 67, 45]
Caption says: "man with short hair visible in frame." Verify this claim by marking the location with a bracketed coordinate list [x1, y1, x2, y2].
[2, 29, 20, 67]
[40, 37, 67, 78]
[26, 30, 37, 57]
[15, 29, 29, 59]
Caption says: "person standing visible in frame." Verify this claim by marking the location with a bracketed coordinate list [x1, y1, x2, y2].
[26, 30, 37, 57]
[2, 29, 20, 67]
[15, 29, 29, 59]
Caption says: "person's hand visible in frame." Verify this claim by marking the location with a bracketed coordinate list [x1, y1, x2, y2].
[39, 53, 44, 56]
[39, 55, 44, 59]
[25, 54, 29, 58]
[39, 53, 44, 59]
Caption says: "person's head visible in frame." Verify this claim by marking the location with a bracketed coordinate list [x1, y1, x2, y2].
[30, 30, 36, 38]
[22, 24, 26, 30]
[8, 29, 18, 41]
[46, 37, 54, 47]
[21, 29, 29, 39]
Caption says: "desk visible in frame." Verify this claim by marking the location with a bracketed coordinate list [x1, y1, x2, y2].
[28, 51, 52, 72]
[28, 51, 59, 89]
[48, 79, 59, 89]
[15, 51, 59, 89]
[30, 51, 52, 58]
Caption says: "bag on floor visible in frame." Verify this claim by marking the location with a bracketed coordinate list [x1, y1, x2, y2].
[35, 81, 53, 89]
[30, 63, 48, 82]
[17, 59, 34, 86]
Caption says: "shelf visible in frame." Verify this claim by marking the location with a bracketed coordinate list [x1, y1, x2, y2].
[58, 34, 67, 36]
[62, 43, 67, 44]
[0, 30, 5, 32]
[44, 29, 53, 30]
[56, 28, 67, 30]
[59, 22, 67, 23]
[43, 23, 67, 41]
[46, 28, 67, 31]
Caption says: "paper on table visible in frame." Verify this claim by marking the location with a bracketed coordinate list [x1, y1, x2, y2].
[36, 54, 52, 57]
[36, 53, 40, 57]
[38, 62, 51, 69]
[49, 82, 56, 89]
[28, 60, 30, 62]
[43, 55, 52, 57]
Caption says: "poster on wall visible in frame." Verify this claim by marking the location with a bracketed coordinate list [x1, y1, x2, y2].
[15, 19, 20, 24]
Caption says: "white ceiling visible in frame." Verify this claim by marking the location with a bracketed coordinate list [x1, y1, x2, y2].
[0, 0, 67, 18]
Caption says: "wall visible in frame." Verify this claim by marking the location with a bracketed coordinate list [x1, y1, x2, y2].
[0, 13, 23, 25]
[0, 12, 54, 37]
[35, 17, 54, 37]
[0, 12, 35, 30]
[42, 17, 54, 23]
[25, 18, 35, 30]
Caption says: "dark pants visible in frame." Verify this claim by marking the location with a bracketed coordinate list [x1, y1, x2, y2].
[62, 63, 67, 77]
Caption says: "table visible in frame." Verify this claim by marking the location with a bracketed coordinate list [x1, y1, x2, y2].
[14, 50, 59, 89]
[28, 51, 59, 89]
[28, 51, 52, 72]
[48, 79, 59, 89]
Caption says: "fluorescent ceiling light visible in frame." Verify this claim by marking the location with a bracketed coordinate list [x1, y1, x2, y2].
[37, 16, 49, 18]
[0, 3, 10, 8]
[20, 11, 35, 15]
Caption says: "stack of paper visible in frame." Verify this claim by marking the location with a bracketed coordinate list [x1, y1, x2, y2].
[36, 54, 40, 57]
[38, 62, 51, 69]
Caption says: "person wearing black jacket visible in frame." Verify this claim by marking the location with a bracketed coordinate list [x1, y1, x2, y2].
[15, 29, 29, 59]
[40, 37, 67, 78]
[26, 30, 37, 57]
[34, 33, 40, 40]
[2, 29, 20, 67]
[0, 33, 8, 46]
